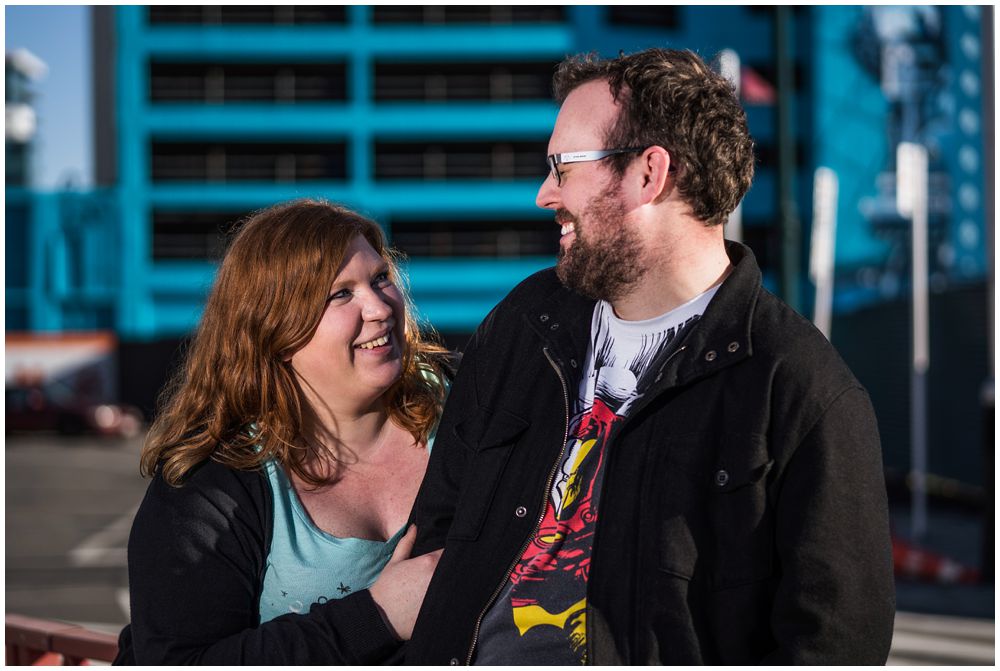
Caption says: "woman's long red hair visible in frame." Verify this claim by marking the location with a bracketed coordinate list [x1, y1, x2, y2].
[140, 199, 449, 487]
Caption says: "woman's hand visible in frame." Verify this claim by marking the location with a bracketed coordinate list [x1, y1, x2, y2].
[368, 526, 442, 641]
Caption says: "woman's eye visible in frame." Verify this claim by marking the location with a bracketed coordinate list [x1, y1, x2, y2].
[373, 271, 392, 288]
[326, 289, 350, 303]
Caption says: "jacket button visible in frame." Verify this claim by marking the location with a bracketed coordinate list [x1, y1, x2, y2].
[570, 359, 578, 368]
[539, 314, 549, 322]
[715, 469, 730, 487]
[450, 658, 459, 665]
[515, 506, 527, 518]
[728, 341, 740, 353]
[550, 323, 560, 330]
[705, 350, 717, 362]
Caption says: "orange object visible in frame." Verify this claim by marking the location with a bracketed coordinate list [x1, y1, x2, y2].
[892, 535, 981, 585]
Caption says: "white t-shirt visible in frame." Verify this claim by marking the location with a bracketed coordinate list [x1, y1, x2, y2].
[577, 286, 720, 423]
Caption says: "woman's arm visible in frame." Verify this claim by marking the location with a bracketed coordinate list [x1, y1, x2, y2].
[124, 460, 400, 665]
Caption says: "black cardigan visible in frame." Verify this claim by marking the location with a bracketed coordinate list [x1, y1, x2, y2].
[114, 458, 400, 665]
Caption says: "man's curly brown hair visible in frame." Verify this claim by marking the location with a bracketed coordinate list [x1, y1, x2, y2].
[553, 48, 755, 226]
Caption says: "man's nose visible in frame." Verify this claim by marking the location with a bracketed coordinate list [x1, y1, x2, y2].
[536, 171, 560, 210]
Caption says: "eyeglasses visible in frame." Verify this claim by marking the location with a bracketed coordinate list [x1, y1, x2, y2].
[545, 148, 644, 186]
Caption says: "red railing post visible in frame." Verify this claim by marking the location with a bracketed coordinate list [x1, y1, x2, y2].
[5, 614, 118, 665]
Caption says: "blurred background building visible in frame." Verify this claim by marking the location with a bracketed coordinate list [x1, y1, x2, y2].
[5, 2, 994, 585]
[6, 48, 48, 186]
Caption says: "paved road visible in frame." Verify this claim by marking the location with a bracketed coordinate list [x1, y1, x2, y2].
[6, 433, 146, 633]
[889, 611, 994, 665]
[5, 434, 995, 663]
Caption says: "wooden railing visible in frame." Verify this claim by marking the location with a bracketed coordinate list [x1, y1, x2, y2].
[5, 614, 118, 665]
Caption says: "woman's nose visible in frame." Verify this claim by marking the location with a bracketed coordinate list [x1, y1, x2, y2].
[361, 292, 393, 321]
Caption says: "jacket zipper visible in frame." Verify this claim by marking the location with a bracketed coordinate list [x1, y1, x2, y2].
[584, 344, 687, 664]
[462, 346, 572, 665]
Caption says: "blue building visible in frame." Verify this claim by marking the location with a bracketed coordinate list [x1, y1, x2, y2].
[88, 5, 819, 341]
[5, 6, 992, 486]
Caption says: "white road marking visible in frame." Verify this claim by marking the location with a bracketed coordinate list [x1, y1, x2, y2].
[116, 587, 131, 621]
[68, 507, 137, 568]
[889, 611, 995, 666]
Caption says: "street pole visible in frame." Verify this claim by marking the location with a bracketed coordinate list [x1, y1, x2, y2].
[979, 5, 994, 584]
[776, 6, 801, 313]
[897, 142, 929, 539]
[720, 48, 743, 244]
[810, 167, 838, 340]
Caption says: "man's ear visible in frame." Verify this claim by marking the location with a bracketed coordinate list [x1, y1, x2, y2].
[638, 146, 672, 205]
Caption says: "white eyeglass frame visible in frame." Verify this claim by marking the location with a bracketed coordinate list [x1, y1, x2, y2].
[545, 148, 644, 185]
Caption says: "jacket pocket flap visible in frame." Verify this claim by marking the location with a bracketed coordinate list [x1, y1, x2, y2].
[454, 406, 529, 452]
[713, 435, 773, 493]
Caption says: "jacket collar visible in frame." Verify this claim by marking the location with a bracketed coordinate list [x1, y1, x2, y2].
[524, 241, 762, 387]
[663, 240, 760, 388]
[523, 276, 596, 371]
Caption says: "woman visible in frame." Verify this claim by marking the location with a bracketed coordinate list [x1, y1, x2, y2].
[115, 200, 450, 664]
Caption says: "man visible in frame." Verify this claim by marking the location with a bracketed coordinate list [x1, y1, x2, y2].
[408, 48, 894, 665]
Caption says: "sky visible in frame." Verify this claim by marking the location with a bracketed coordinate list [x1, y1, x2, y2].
[5, 5, 92, 188]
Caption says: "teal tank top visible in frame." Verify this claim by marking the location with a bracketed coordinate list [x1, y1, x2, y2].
[258, 433, 436, 623]
[258, 458, 405, 622]
[258, 369, 445, 622]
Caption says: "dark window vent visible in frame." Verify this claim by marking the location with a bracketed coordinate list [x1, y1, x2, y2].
[753, 141, 808, 171]
[375, 141, 547, 180]
[150, 62, 348, 103]
[391, 218, 559, 257]
[372, 6, 565, 25]
[152, 210, 246, 260]
[744, 61, 807, 95]
[151, 142, 348, 182]
[607, 6, 680, 29]
[374, 61, 553, 102]
[148, 6, 346, 25]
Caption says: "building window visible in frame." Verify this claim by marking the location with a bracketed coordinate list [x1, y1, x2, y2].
[152, 210, 245, 260]
[740, 219, 779, 275]
[150, 62, 348, 103]
[6, 142, 29, 186]
[150, 141, 348, 182]
[607, 6, 680, 29]
[371, 6, 565, 24]
[374, 61, 553, 102]
[753, 140, 808, 171]
[147, 6, 347, 25]
[391, 218, 559, 257]
[744, 61, 807, 95]
[6, 204, 29, 285]
[374, 141, 547, 180]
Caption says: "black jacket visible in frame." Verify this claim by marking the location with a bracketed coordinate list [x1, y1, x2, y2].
[114, 459, 400, 665]
[409, 242, 894, 665]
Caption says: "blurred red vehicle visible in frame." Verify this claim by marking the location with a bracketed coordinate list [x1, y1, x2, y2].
[6, 380, 143, 438]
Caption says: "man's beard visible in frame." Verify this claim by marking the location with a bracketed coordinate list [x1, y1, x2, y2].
[555, 184, 644, 302]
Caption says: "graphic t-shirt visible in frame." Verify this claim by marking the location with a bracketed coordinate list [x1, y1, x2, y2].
[474, 286, 719, 665]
